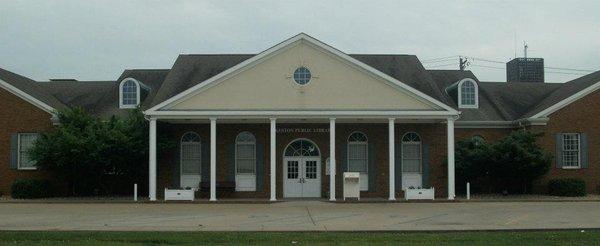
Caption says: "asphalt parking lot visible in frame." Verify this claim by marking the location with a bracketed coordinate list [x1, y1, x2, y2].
[0, 201, 598, 231]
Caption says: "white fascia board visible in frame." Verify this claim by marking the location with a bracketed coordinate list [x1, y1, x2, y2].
[146, 110, 457, 120]
[531, 80, 600, 118]
[0, 78, 56, 114]
[455, 121, 515, 129]
[455, 118, 549, 129]
[145, 33, 458, 115]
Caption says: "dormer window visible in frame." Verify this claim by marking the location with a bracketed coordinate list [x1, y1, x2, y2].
[119, 78, 141, 108]
[458, 79, 478, 108]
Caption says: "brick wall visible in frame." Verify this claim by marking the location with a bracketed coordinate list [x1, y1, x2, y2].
[157, 122, 450, 199]
[452, 90, 600, 195]
[530, 89, 600, 194]
[0, 88, 54, 195]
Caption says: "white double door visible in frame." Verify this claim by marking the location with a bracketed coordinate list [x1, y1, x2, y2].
[284, 157, 321, 198]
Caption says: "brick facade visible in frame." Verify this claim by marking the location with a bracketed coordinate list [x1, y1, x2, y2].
[0, 88, 54, 195]
[3, 81, 599, 198]
[530, 89, 600, 194]
[451, 90, 600, 194]
[157, 122, 450, 199]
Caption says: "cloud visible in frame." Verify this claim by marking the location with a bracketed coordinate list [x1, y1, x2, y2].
[0, 0, 598, 82]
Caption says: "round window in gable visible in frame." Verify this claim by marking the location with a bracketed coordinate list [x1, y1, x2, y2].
[293, 66, 311, 85]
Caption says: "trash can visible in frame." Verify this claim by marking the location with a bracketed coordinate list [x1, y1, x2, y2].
[343, 172, 360, 201]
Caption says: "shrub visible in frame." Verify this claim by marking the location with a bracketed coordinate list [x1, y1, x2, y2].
[28, 108, 174, 196]
[11, 179, 54, 199]
[455, 130, 552, 194]
[548, 178, 586, 197]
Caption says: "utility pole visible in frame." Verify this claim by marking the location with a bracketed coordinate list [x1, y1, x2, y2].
[459, 56, 469, 71]
[524, 42, 528, 58]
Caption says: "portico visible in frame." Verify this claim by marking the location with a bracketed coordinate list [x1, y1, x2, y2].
[146, 115, 456, 201]
[143, 33, 459, 202]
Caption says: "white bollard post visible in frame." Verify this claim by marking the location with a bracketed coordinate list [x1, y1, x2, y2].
[466, 182, 470, 200]
[134, 183, 138, 202]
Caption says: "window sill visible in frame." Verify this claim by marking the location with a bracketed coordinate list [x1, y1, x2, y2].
[561, 166, 581, 170]
[17, 168, 37, 171]
[119, 105, 138, 109]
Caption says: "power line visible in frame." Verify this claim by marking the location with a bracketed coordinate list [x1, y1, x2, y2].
[421, 55, 596, 74]
[544, 66, 595, 72]
[425, 63, 459, 68]
[421, 55, 458, 62]
[421, 58, 456, 64]
[461, 55, 595, 72]
[546, 71, 589, 75]
[466, 57, 505, 64]
[470, 64, 587, 75]
[470, 64, 505, 70]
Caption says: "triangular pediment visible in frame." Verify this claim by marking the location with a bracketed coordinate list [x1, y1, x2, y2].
[148, 34, 456, 114]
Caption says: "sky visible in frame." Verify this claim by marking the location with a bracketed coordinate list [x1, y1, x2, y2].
[1, 0, 599, 83]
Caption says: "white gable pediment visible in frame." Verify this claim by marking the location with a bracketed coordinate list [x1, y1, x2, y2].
[148, 34, 456, 115]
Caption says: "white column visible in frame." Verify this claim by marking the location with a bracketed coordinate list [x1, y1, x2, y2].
[148, 118, 157, 201]
[447, 118, 456, 200]
[210, 118, 217, 201]
[329, 118, 336, 201]
[270, 118, 277, 201]
[388, 118, 396, 201]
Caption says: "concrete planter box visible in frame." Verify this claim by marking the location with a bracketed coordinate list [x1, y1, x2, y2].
[405, 188, 435, 200]
[164, 188, 195, 201]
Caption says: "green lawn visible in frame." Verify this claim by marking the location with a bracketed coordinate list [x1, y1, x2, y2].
[0, 230, 597, 245]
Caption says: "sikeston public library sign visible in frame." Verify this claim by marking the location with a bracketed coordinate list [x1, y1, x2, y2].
[276, 128, 330, 134]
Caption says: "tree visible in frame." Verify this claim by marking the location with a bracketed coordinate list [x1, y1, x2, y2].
[488, 130, 552, 193]
[455, 130, 552, 194]
[455, 136, 494, 194]
[29, 108, 172, 196]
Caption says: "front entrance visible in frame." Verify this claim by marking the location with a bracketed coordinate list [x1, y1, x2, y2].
[283, 139, 321, 198]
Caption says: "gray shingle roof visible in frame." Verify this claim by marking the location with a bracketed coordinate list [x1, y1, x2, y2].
[37, 81, 115, 113]
[39, 69, 169, 118]
[2, 52, 599, 124]
[92, 69, 170, 118]
[428, 70, 507, 121]
[479, 81, 563, 120]
[523, 70, 600, 117]
[0, 67, 68, 111]
[151, 54, 454, 108]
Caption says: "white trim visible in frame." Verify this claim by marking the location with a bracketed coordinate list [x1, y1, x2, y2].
[455, 118, 549, 129]
[119, 78, 141, 109]
[346, 131, 368, 174]
[146, 110, 457, 119]
[282, 138, 322, 198]
[347, 131, 369, 192]
[292, 66, 313, 86]
[531, 80, 600, 118]
[400, 132, 422, 174]
[388, 118, 395, 201]
[180, 131, 202, 188]
[17, 133, 38, 170]
[329, 118, 336, 201]
[0, 78, 56, 114]
[209, 118, 217, 201]
[269, 118, 277, 201]
[457, 78, 479, 109]
[234, 131, 257, 192]
[283, 138, 322, 158]
[447, 118, 455, 200]
[148, 118, 157, 201]
[560, 133, 581, 169]
[145, 33, 459, 115]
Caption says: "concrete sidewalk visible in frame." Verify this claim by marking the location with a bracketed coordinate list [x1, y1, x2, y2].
[0, 201, 598, 231]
